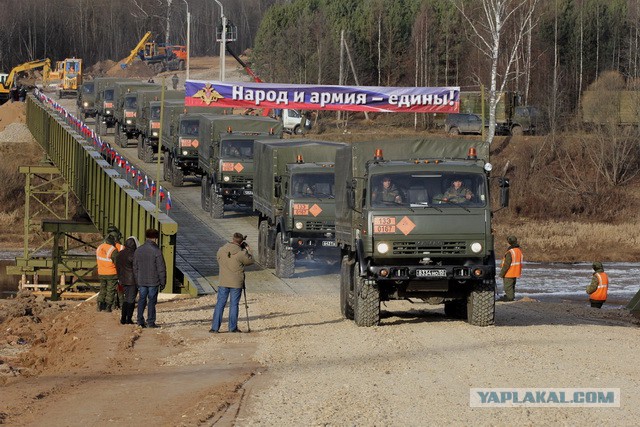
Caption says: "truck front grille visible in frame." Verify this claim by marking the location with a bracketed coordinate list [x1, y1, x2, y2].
[392, 241, 466, 255]
[305, 221, 334, 231]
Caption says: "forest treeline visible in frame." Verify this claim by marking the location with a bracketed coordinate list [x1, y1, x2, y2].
[2, 0, 640, 125]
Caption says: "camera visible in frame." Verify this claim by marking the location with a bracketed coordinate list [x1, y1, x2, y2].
[240, 235, 248, 249]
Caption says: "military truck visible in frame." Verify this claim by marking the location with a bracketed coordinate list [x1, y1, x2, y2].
[112, 81, 160, 147]
[253, 139, 346, 277]
[134, 90, 185, 162]
[76, 81, 96, 121]
[93, 77, 136, 135]
[581, 90, 640, 127]
[161, 105, 231, 186]
[198, 115, 283, 218]
[335, 138, 510, 327]
[459, 91, 540, 136]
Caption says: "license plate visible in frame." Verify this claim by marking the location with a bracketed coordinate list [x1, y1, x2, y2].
[243, 190, 253, 195]
[322, 241, 337, 247]
[416, 269, 446, 277]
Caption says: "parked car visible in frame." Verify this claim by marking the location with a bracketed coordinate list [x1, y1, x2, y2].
[445, 113, 483, 135]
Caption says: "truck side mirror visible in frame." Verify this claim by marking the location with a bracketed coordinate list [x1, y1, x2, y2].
[274, 176, 282, 198]
[499, 178, 510, 208]
[346, 179, 356, 209]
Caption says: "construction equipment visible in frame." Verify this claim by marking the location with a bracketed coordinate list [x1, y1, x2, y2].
[120, 31, 152, 69]
[58, 58, 82, 99]
[0, 58, 52, 104]
[49, 61, 65, 80]
[142, 42, 187, 72]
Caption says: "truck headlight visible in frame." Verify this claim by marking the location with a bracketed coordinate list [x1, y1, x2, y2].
[83, 101, 89, 107]
[377, 242, 389, 254]
[152, 131, 158, 137]
[471, 242, 483, 253]
[106, 109, 112, 115]
[223, 175, 230, 182]
[484, 162, 493, 172]
[295, 221, 303, 230]
[126, 119, 132, 125]
[182, 150, 189, 156]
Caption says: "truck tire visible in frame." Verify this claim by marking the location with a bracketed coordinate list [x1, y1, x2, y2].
[352, 262, 380, 326]
[163, 154, 172, 182]
[448, 126, 460, 135]
[293, 124, 303, 135]
[466, 279, 495, 326]
[444, 299, 467, 319]
[211, 193, 224, 219]
[259, 221, 275, 268]
[340, 255, 354, 320]
[200, 176, 211, 212]
[171, 161, 184, 187]
[143, 140, 155, 163]
[511, 125, 523, 136]
[137, 135, 144, 160]
[275, 232, 295, 278]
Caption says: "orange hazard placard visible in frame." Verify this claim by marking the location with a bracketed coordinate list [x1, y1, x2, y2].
[373, 216, 396, 233]
[293, 203, 309, 215]
[222, 162, 235, 171]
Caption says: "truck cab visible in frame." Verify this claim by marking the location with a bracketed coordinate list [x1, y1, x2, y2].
[335, 138, 510, 327]
[76, 81, 96, 121]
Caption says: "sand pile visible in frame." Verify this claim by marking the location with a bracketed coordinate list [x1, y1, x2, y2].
[106, 59, 155, 78]
[0, 101, 26, 132]
[85, 59, 116, 77]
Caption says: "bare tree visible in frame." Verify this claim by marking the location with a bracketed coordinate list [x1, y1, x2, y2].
[454, 0, 539, 144]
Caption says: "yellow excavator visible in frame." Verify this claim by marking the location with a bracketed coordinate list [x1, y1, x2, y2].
[0, 58, 52, 104]
[120, 31, 152, 69]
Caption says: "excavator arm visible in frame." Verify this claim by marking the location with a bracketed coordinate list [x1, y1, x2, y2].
[226, 45, 270, 116]
[3, 58, 52, 90]
[121, 31, 152, 68]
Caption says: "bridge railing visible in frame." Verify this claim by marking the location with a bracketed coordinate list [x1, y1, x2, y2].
[26, 93, 180, 293]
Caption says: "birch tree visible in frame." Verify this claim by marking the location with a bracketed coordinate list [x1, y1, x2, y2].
[453, 0, 538, 144]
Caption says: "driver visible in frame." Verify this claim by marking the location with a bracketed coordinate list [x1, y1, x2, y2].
[372, 176, 402, 204]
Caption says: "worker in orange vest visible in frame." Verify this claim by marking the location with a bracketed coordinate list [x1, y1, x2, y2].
[498, 235, 523, 302]
[96, 233, 120, 312]
[586, 261, 608, 308]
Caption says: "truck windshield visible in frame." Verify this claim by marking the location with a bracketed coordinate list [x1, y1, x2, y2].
[221, 140, 254, 158]
[369, 172, 486, 207]
[104, 89, 114, 101]
[124, 96, 137, 109]
[179, 119, 199, 136]
[292, 173, 335, 198]
[150, 106, 161, 120]
[82, 83, 94, 94]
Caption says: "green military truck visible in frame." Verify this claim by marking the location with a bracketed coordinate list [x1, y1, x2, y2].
[253, 139, 346, 278]
[112, 81, 160, 147]
[335, 138, 510, 327]
[93, 77, 136, 136]
[458, 91, 540, 136]
[198, 115, 283, 218]
[76, 81, 96, 121]
[160, 105, 231, 186]
[135, 90, 185, 162]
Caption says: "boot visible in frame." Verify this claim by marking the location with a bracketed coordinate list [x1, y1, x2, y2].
[120, 303, 129, 324]
[105, 304, 112, 312]
[126, 303, 136, 324]
[97, 301, 103, 312]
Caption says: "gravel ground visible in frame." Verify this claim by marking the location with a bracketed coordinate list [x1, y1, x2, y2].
[0, 122, 35, 144]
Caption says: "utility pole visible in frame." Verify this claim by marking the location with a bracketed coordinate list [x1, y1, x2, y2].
[214, 0, 226, 81]
[183, 0, 190, 82]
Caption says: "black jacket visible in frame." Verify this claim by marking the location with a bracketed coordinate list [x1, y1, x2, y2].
[133, 239, 167, 288]
[116, 237, 138, 286]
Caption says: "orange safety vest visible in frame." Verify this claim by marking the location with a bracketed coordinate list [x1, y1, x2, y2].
[96, 242, 118, 275]
[590, 272, 608, 302]
[502, 247, 523, 278]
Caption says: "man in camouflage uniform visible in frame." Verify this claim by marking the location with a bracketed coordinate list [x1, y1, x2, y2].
[586, 262, 608, 308]
[372, 176, 403, 204]
[441, 177, 473, 203]
[96, 233, 119, 312]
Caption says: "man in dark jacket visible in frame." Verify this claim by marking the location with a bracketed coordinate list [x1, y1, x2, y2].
[210, 232, 254, 333]
[133, 229, 166, 328]
[116, 236, 139, 324]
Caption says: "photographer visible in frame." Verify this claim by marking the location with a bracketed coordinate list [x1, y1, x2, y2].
[210, 232, 254, 333]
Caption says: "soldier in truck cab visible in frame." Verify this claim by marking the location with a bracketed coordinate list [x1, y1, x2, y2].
[439, 177, 473, 203]
[372, 176, 403, 205]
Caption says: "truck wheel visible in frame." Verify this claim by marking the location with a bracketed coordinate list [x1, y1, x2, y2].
[275, 232, 295, 278]
[466, 279, 495, 326]
[340, 255, 354, 320]
[352, 262, 379, 327]
[171, 162, 184, 187]
[143, 141, 155, 163]
[444, 299, 468, 319]
[259, 221, 275, 268]
[200, 176, 211, 212]
[163, 154, 172, 181]
[211, 194, 224, 219]
[137, 135, 144, 160]
[448, 126, 460, 135]
[293, 125, 303, 135]
[511, 125, 523, 136]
